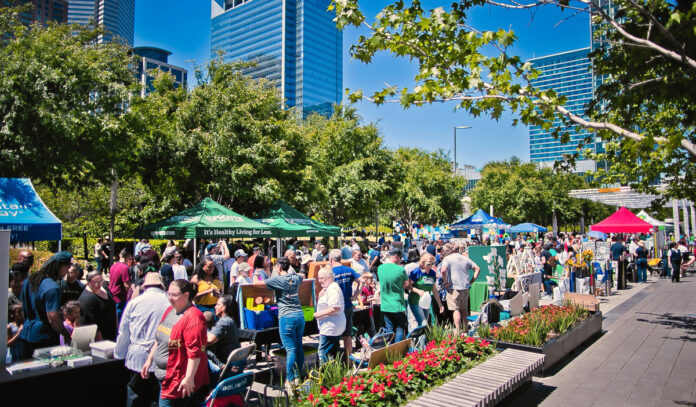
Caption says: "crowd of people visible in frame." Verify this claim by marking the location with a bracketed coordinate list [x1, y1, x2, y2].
[7, 231, 692, 405]
[6, 235, 486, 405]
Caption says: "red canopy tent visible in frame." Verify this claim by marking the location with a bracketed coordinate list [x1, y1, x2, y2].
[590, 207, 653, 233]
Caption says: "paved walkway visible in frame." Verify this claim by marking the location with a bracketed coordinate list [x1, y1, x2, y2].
[502, 273, 696, 407]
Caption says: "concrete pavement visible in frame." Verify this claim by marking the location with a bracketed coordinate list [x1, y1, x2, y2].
[501, 273, 696, 407]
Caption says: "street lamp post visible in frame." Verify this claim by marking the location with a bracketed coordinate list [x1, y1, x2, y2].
[453, 125, 472, 177]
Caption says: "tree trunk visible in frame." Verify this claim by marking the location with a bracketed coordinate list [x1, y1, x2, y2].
[109, 169, 118, 268]
[83, 233, 88, 261]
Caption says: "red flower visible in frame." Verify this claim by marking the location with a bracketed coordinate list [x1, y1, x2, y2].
[479, 339, 490, 348]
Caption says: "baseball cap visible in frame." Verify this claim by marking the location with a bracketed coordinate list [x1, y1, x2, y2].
[234, 249, 248, 258]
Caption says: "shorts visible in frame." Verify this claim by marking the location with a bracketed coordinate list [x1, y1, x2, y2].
[341, 307, 354, 337]
[446, 289, 470, 314]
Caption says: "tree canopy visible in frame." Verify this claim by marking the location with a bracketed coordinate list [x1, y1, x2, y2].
[332, 0, 696, 201]
[469, 158, 613, 229]
[0, 6, 136, 187]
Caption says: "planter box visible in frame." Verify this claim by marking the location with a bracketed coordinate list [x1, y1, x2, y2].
[493, 311, 602, 371]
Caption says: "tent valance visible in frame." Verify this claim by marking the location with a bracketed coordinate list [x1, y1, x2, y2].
[0, 178, 62, 242]
[510, 223, 547, 233]
[256, 199, 341, 238]
[450, 209, 510, 231]
[135, 198, 274, 239]
[590, 207, 653, 234]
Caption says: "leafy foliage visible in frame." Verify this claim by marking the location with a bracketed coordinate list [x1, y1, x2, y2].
[469, 158, 613, 227]
[332, 0, 696, 201]
[0, 6, 136, 186]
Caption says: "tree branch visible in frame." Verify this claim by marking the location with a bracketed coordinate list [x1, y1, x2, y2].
[588, 0, 696, 70]
[627, 76, 665, 90]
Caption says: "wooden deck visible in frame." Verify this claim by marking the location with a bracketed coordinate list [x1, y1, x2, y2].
[405, 348, 545, 407]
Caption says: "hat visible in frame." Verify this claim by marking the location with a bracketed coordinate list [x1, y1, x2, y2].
[234, 249, 248, 258]
[142, 272, 165, 289]
[206, 243, 216, 252]
[301, 254, 313, 265]
[237, 263, 251, 273]
[389, 247, 403, 257]
[44, 251, 73, 268]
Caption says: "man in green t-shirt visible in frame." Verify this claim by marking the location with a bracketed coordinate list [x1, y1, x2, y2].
[377, 248, 409, 342]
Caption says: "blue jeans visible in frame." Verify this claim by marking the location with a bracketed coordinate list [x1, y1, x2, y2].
[116, 301, 127, 324]
[409, 303, 427, 327]
[636, 258, 648, 283]
[543, 280, 557, 295]
[278, 311, 305, 382]
[382, 311, 407, 342]
[318, 335, 341, 364]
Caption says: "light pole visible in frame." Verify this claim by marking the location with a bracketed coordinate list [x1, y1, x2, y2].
[453, 125, 471, 177]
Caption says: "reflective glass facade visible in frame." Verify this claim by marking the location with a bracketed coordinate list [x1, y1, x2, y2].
[19, 0, 68, 24]
[66, 0, 93, 25]
[211, 0, 341, 116]
[528, 48, 600, 163]
[67, 0, 134, 46]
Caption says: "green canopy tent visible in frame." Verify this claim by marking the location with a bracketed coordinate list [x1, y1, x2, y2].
[135, 198, 275, 265]
[256, 199, 341, 257]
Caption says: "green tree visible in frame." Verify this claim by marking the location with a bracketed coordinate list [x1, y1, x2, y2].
[126, 58, 309, 216]
[302, 106, 393, 227]
[332, 0, 696, 200]
[0, 5, 136, 186]
[388, 147, 465, 233]
[469, 158, 612, 231]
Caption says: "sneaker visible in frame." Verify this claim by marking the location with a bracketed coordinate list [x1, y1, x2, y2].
[284, 380, 295, 395]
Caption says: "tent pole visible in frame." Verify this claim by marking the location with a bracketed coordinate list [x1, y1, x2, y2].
[277, 237, 281, 258]
[193, 238, 197, 269]
[0, 230, 10, 367]
[58, 240, 61, 252]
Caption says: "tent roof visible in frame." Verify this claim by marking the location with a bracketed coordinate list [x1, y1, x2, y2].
[510, 222, 548, 233]
[635, 210, 670, 227]
[256, 199, 341, 238]
[135, 198, 274, 239]
[451, 209, 510, 230]
[0, 178, 62, 242]
[590, 207, 653, 233]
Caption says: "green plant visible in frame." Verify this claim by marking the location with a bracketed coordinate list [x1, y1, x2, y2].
[425, 320, 452, 344]
[490, 304, 589, 347]
[476, 323, 492, 339]
[296, 335, 496, 407]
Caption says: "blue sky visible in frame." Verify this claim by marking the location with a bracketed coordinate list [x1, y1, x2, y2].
[134, 1, 590, 169]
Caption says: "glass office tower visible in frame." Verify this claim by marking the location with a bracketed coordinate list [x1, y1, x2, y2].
[528, 48, 599, 167]
[66, 0, 93, 25]
[211, 0, 342, 116]
[67, 0, 134, 46]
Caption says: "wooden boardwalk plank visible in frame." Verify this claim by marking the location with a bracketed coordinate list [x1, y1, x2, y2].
[405, 349, 545, 407]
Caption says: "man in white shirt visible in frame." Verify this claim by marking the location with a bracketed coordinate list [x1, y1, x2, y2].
[114, 273, 169, 407]
[351, 249, 369, 275]
[440, 244, 480, 334]
[227, 249, 248, 289]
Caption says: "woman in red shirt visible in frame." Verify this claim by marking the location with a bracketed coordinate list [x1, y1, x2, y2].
[159, 279, 209, 406]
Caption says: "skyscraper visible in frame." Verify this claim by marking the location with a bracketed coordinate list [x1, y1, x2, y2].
[528, 48, 597, 168]
[66, 0, 93, 26]
[211, 0, 342, 116]
[66, 0, 134, 46]
[19, 0, 68, 25]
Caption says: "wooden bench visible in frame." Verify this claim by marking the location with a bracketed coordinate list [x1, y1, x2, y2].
[405, 348, 545, 407]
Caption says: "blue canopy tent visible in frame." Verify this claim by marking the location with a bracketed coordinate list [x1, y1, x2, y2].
[510, 223, 548, 234]
[0, 178, 62, 243]
[450, 209, 511, 231]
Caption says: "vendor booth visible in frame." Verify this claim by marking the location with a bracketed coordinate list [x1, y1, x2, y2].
[509, 222, 547, 234]
[450, 209, 511, 232]
[135, 198, 275, 268]
[591, 207, 653, 290]
[256, 199, 341, 257]
[0, 178, 62, 243]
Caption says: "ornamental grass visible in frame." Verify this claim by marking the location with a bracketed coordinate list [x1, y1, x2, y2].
[296, 335, 496, 407]
[479, 304, 589, 347]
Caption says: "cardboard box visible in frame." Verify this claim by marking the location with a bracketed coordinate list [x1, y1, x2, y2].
[564, 292, 600, 312]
